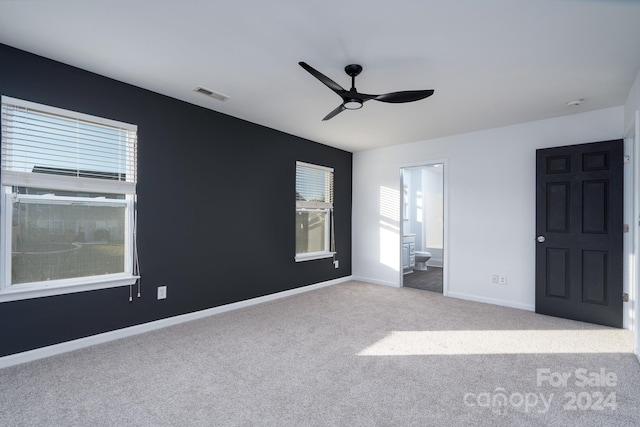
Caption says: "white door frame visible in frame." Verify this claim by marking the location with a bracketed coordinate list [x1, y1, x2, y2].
[628, 110, 640, 357]
[399, 159, 449, 296]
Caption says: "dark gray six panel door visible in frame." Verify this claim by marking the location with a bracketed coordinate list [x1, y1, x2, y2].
[535, 140, 623, 328]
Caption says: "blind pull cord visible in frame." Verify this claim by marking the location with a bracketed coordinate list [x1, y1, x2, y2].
[134, 204, 141, 299]
[130, 203, 141, 302]
[331, 209, 337, 260]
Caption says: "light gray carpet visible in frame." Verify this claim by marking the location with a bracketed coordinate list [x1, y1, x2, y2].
[1, 281, 638, 426]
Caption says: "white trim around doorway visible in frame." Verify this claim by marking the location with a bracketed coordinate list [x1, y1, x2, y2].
[399, 159, 449, 296]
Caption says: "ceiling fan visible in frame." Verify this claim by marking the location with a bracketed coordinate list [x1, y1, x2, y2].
[299, 61, 434, 121]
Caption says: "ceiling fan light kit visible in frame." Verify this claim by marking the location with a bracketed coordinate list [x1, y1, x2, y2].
[299, 61, 434, 121]
[343, 99, 363, 110]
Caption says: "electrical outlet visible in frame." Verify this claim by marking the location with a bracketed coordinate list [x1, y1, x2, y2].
[334, 260, 339, 269]
[498, 275, 507, 285]
[491, 274, 499, 284]
[157, 285, 167, 300]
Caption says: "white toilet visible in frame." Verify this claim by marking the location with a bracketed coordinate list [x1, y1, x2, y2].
[414, 251, 432, 271]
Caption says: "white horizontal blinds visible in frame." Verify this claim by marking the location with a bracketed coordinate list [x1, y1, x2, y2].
[1, 96, 137, 192]
[296, 161, 333, 209]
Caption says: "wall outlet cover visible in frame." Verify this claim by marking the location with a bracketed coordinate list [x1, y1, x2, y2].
[157, 285, 167, 300]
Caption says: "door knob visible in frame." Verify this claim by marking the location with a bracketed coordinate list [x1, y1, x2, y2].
[537, 236, 546, 243]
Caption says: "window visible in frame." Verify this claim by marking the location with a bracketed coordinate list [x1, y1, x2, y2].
[0, 96, 138, 301]
[295, 161, 335, 262]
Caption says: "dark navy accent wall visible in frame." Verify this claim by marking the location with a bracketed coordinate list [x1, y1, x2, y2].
[0, 44, 352, 357]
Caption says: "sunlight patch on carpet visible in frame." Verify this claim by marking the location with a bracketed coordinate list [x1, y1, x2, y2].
[357, 329, 633, 356]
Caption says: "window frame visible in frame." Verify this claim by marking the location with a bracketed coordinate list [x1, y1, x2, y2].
[0, 96, 139, 302]
[295, 161, 335, 262]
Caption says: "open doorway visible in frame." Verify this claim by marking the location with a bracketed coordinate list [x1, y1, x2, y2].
[401, 163, 445, 293]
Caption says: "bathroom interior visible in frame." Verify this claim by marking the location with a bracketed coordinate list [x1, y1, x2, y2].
[401, 164, 444, 293]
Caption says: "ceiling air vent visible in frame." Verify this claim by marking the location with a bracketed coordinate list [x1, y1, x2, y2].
[193, 86, 230, 102]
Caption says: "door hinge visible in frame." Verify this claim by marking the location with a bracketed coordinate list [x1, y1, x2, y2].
[623, 293, 629, 302]
[623, 155, 630, 164]
[624, 224, 629, 233]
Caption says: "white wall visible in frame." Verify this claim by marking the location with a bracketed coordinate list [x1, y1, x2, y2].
[625, 67, 640, 136]
[624, 67, 640, 357]
[423, 166, 444, 253]
[353, 107, 624, 312]
[404, 168, 424, 250]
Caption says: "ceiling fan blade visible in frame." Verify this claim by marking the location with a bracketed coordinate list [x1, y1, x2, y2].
[299, 62, 346, 95]
[374, 89, 435, 103]
[322, 104, 346, 121]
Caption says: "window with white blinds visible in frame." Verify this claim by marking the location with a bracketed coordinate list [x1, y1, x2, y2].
[1, 96, 137, 193]
[296, 161, 333, 209]
[295, 161, 335, 261]
[0, 96, 139, 302]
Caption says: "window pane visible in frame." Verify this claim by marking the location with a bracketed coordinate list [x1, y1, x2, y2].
[11, 200, 126, 284]
[296, 210, 327, 254]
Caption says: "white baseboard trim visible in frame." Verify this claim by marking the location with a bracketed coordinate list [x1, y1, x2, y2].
[353, 278, 534, 311]
[0, 276, 352, 370]
[351, 275, 400, 288]
[447, 291, 535, 312]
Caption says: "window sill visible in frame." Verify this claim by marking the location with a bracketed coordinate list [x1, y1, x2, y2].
[0, 274, 140, 303]
[294, 252, 336, 262]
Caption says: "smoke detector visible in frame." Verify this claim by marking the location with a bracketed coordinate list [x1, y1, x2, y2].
[566, 99, 584, 107]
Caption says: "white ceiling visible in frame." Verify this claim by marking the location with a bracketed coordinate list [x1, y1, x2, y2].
[1, 0, 640, 152]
